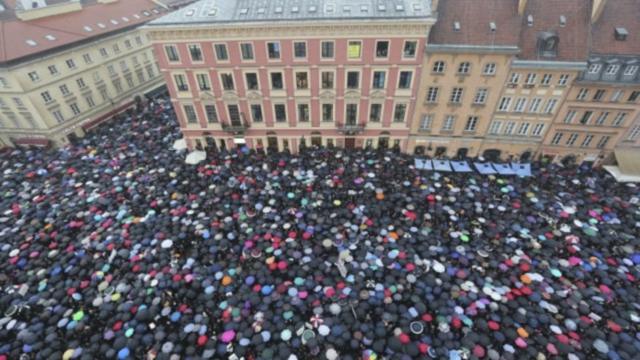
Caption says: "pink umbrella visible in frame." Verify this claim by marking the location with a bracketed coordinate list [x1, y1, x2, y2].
[220, 330, 235, 343]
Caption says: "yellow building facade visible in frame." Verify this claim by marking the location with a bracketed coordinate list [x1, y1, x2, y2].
[0, 0, 167, 147]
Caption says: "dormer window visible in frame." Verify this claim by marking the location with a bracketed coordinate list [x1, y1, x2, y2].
[453, 21, 461, 32]
[559, 15, 566, 27]
[614, 27, 628, 41]
[588, 64, 602, 74]
[537, 31, 559, 58]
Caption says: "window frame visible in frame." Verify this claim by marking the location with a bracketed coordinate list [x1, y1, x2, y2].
[219, 72, 235, 91]
[188, 44, 203, 63]
[165, 45, 180, 62]
[371, 70, 386, 89]
[397, 70, 413, 89]
[293, 41, 308, 59]
[320, 40, 335, 60]
[432, 61, 445, 74]
[369, 103, 383, 123]
[240, 43, 255, 61]
[347, 40, 362, 60]
[402, 40, 418, 59]
[375, 40, 390, 59]
[392, 103, 407, 123]
[244, 72, 259, 91]
[214, 43, 229, 62]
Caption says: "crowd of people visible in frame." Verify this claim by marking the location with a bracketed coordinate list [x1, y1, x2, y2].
[0, 96, 639, 360]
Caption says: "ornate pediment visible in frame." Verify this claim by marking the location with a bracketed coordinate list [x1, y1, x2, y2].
[344, 90, 360, 100]
[221, 91, 239, 102]
[370, 90, 386, 99]
[319, 90, 335, 100]
[247, 91, 263, 101]
[200, 92, 216, 101]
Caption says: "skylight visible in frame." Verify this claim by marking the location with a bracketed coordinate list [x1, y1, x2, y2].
[186, 9, 195, 16]
[97, 23, 106, 29]
[26, 40, 37, 47]
[257, 8, 265, 14]
[343, 5, 351, 12]
[122, 17, 129, 22]
[378, 4, 386, 11]
[292, 6, 300, 13]
[275, 6, 283, 13]
[45, 35, 56, 41]
[133, 14, 141, 19]
[395, 4, 404, 11]
[84, 26, 93, 32]
[110, 19, 119, 25]
[239, 8, 249, 15]
[309, 5, 317, 12]
[208, 8, 217, 16]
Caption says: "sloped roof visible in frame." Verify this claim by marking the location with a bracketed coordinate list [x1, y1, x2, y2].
[590, 0, 640, 55]
[0, 0, 166, 65]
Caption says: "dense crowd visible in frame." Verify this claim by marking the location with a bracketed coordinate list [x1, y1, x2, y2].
[0, 97, 639, 360]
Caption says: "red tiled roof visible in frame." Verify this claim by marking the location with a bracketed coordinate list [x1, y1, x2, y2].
[429, 0, 521, 47]
[0, 0, 166, 64]
[590, 0, 640, 55]
[517, 0, 592, 62]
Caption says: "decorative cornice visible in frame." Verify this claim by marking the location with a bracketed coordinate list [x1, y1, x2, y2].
[511, 60, 587, 71]
[427, 44, 520, 55]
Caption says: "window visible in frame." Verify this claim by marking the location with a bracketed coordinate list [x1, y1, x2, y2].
[346, 104, 358, 124]
[372, 71, 386, 89]
[76, 78, 86, 89]
[420, 114, 433, 131]
[99, 88, 108, 101]
[369, 104, 382, 122]
[529, 98, 542, 113]
[611, 90, 624, 102]
[551, 132, 564, 145]
[558, 74, 569, 86]
[296, 72, 309, 90]
[426, 87, 439, 102]
[597, 136, 610, 149]
[125, 75, 134, 88]
[146, 65, 155, 79]
[205, 105, 218, 123]
[442, 115, 455, 131]
[66, 59, 76, 70]
[41, 91, 53, 103]
[52, 110, 64, 123]
[624, 65, 638, 76]
[581, 135, 594, 147]
[294, 41, 307, 58]
[100, 48, 109, 58]
[576, 88, 589, 100]
[627, 125, 640, 141]
[112, 80, 123, 93]
[214, 44, 229, 61]
[120, 60, 128, 71]
[165, 45, 180, 62]
[503, 122, 515, 135]
[483, 63, 496, 75]
[321, 41, 334, 58]
[13, 98, 24, 107]
[605, 64, 620, 75]
[450, 88, 463, 103]
[488, 121, 502, 135]
[403, 41, 417, 58]
[267, 42, 281, 59]
[321, 72, 334, 89]
[347, 71, 359, 89]
[188, 44, 203, 62]
[566, 133, 579, 146]
[498, 97, 512, 111]
[135, 36, 143, 46]
[83, 54, 92, 64]
[274, 104, 286, 122]
[70, 103, 81, 115]
[184, 105, 197, 124]
[298, 104, 310, 122]
[464, 116, 478, 132]
[251, 104, 263, 122]
[197, 74, 211, 91]
[544, 99, 558, 114]
[432, 61, 445, 73]
[347, 41, 362, 59]
[107, 65, 116, 76]
[509, 73, 520, 84]
[393, 104, 407, 122]
[322, 104, 333, 122]
[174, 74, 188, 91]
[240, 43, 254, 60]
[525, 73, 537, 85]
[628, 91, 640, 102]
[588, 64, 602, 74]
[474, 88, 488, 104]
[124, 40, 132, 49]
[228, 105, 241, 124]
[86, 96, 95, 108]
[28, 71, 39, 82]
[593, 89, 606, 101]
[271, 72, 284, 90]
[376, 41, 389, 58]
[245, 73, 259, 90]
[458, 62, 470, 74]
[48, 65, 58, 75]
[541, 74, 552, 85]
[221, 73, 234, 90]
[595, 112, 609, 125]
[60, 84, 70, 95]
[93, 72, 102, 82]
[517, 122, 530, 135]
[513, 97, 527, 112]
[0, 77, 7, 88]
[613, 112, 627, 127]
[564, 110, 577, 123]
[113, 44, 120, 53]
[532, 123, 545, 136]
[398, 71, 412, 89]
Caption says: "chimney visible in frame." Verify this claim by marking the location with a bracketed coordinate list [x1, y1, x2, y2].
[518, 0, 527, 16]
[591, 0, 607, 22]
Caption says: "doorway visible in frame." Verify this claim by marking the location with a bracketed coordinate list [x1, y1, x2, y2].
[456, 148, 469, 159]
[311, 136, 322, 147]
[482, 149, 502, 162]
[520, 151, 532, 162]
[414, 146, 425, 155]
[435, 146, 447, 157]
[378, 137, 389, 150]
[267, 136, 278, 152]
[206, 137, 217, 152]
[344, 137, 355, 149]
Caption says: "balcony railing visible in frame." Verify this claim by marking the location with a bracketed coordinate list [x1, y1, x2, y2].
[337, 123, 365, 135]
[221, 122, 250, 135]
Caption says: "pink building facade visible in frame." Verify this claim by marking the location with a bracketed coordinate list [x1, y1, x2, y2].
[147, 0, 436, 153]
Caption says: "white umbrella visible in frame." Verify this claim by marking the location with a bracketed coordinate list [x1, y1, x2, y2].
[172, 139, 187, 151]
[185, 151, 206, 165]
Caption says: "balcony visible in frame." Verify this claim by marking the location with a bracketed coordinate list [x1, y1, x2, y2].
[221, 122, 250, 135]
[337, 123, 365, 135]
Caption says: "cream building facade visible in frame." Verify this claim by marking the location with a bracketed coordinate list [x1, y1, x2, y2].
[0, 0, 168, 147]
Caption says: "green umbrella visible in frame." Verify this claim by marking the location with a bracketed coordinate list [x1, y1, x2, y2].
[72, 310, 84, 321]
